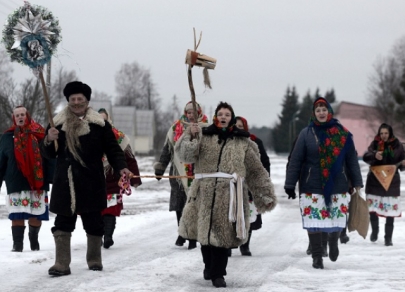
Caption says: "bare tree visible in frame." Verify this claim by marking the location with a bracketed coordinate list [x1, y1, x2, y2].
[92, 90, 112, 101]
[0, 49, 16, 132]
[0, 56, 79, 131]
[115, 62, 157, 109]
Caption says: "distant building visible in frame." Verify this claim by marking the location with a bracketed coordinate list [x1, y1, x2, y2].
[333, 101, 396, 157]
[90, 100, 155, 154]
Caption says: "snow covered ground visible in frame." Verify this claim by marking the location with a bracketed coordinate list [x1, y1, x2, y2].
[1, 154, 405, 292]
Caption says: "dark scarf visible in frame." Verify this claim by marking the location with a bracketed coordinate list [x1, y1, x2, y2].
[309, 99, 351, 207]
[235, 116, 256, 141]
[202, 124, 250, 143]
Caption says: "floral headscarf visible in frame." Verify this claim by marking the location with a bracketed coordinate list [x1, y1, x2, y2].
[172, 101, 208, 143]
[171, 101, 208, 188]
[235, 116, 257, 141]
[5, 108, 45, 191]
[309, 97, 352, 206]
[374, 123, 396, 160]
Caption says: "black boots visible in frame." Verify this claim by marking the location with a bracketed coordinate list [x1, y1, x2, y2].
[49, 230, 72, 276]
[339, 227, 350, 244]
[175, 235, 186, 246]
[370, 213, 379, 242]
[29, 225, 41, 251]
[212, 278, 227, 288]
[188, 240, 197, 250]
[240, 230, 252, 256]
[307, 232, 328, 257]
[384, 224, 394, 246]
[103, 215, 116, 249]
[308, 233, 323, 269]
[328, 231, 340, 262]
[321, 232, 328, 257]
[11, 226, 25, 252]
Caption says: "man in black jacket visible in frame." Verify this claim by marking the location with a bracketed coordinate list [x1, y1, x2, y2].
[41, 81, 133, 276]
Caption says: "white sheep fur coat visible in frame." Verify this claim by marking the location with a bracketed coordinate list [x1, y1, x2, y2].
[174, 126, 277, 248]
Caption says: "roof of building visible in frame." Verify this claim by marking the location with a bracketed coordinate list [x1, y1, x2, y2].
[333, 101, 379, 120]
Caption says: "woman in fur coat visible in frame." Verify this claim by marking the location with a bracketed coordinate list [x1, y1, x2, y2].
[154, 101, 209, 250]
[363, 123, 404, 246]
[98, 108, 142, 249]
[175, 101, 277, 288]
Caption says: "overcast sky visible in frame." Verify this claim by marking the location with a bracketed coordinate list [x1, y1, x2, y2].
[1, 0, 405, 127]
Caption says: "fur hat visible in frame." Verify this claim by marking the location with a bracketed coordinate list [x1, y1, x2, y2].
[63, 81, 92, 101]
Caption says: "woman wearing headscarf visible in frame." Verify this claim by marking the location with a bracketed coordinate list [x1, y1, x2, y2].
[153, 101, 209, 250]
[175, 101, 276, 288]
[0, 106, 52, 252]
[284, 97, 363, 269]
[234, 116, 270, 256]
[363, 123, 404, 246]
[98, 108, 142, 249]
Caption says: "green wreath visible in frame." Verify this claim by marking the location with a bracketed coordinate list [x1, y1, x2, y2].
[1, 2, 62, 67]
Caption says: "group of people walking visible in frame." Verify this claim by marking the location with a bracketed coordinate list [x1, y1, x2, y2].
[0, 82, 403, 288]
[285, 97, 404, 270]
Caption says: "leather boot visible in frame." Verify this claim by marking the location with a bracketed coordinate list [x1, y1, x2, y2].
[240, 230, 252, 256]
[86, 234, 103, 271]
[328, 231, 340, 262]
[48, 230, 71, 276]
[188, 240, 197, 250]
[11, 226, 25, 252]
[370, 214, 379, 242]
[339, 227, 350, 244]
[175, 235, 186, 246]
[321, 232, 328, 257]
[384, 224, 394, 246]
[308, 233, 323, 269]
[103, 215, 116, 249]
[29, 225, 41, 251]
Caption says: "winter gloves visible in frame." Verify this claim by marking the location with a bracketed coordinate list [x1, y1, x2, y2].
[284, 188, 296, 199]
[155, 169, 164, 181]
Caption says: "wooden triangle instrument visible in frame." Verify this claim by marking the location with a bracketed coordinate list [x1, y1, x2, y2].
[370, 165, 397, 191]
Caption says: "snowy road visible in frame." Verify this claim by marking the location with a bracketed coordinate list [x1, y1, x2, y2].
[1, 154, 404, 292]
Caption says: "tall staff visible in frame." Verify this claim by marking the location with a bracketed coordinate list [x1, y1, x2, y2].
[185, 28, 217, 122]
[2, 1, 62, 147]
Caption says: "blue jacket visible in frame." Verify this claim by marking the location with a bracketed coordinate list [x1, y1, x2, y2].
[284, 126, 363, 194]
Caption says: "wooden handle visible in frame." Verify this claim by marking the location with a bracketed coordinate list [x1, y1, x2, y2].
[38, 71, 58, 151]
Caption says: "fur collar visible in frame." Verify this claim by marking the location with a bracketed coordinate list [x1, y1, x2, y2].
[53, 106, 105, 136]
[202, 124, 250, 138]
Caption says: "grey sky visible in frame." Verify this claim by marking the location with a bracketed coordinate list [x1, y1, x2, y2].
[1, 0, 405, 127]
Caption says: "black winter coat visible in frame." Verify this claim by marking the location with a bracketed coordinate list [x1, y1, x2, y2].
[285, 126, 363, 194]
[40, 108, 127, 216]
[363, 138, 404, 197]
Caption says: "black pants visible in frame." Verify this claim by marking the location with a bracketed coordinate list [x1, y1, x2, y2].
[201, 245, 228, 280]
[176, 211, 183, 226]
[51, 211, 104, 236]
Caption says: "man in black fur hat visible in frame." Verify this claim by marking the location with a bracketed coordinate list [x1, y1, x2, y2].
[40, 81, 133, 276]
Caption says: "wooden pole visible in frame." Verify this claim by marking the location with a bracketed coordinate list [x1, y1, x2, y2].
[187, 64, 198, 123]
[38, 70, 58, 149]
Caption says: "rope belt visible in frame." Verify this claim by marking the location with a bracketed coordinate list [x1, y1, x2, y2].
[194, 172, 246, 240]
